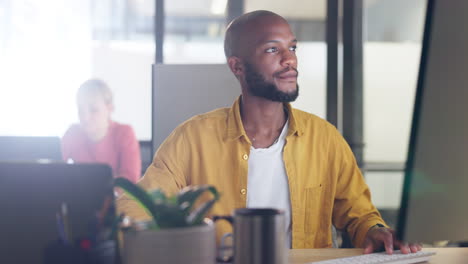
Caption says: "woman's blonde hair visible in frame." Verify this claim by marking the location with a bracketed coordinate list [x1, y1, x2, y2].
[77, 79, 113, 105]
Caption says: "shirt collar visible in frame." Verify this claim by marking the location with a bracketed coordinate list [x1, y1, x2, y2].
[225, 96, 304, 141]
[284, 102, 304, 137]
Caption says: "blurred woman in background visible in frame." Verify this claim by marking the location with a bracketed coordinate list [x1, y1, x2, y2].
[62, 79, 141, 183]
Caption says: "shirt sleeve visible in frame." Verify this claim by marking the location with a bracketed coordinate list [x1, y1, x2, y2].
[116, 125, 141, 183]
[330, 128, 388, 248]
[116, 125, 188, 221]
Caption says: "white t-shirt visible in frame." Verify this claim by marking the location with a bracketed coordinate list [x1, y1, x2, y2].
[246, 120, 292, 248]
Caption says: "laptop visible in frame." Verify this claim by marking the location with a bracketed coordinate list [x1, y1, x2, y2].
[0, 136, 62, 162]
[0, 162, 119, 264]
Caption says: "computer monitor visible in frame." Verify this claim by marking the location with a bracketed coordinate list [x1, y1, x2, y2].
[0, 136, 62, 162]
[0, 162, 118, 263]
[397, 0, 468, 243]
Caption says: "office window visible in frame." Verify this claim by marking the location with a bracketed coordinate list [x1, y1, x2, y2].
[164, 0, 227, 63]
[91, 0, 153, 140]
[363, 0, 427, 210]
[245, 0, 327, 118]
[0, 0, 152, 140]
[0, 1, 92, 137]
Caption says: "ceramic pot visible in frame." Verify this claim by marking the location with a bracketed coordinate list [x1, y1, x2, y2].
[122, 221, 216, 264]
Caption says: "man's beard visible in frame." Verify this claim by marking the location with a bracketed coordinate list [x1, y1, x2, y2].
[244, 62, 299, 103]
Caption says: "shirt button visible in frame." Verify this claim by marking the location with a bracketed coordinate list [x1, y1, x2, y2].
[243, 154, 248, 160]
[240, 188, 247, 195]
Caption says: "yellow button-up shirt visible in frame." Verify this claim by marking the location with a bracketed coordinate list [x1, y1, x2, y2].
[117, 97, 386, 248]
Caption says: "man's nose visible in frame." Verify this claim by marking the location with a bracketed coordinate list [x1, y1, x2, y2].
[280, 51, 297, 68]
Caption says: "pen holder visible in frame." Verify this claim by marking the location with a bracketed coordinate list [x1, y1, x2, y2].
[42, 239, 90, 264]
[42, 238, 117, 264]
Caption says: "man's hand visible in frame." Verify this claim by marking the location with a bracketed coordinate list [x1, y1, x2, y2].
[363, 225, 422, 254]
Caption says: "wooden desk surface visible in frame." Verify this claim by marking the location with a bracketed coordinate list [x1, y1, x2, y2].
[289, 248, 468, 263]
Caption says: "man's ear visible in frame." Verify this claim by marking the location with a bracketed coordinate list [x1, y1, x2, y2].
[227, 56, 244, 77]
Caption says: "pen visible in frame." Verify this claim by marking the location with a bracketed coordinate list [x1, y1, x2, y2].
[56, 213, 67, 244]
[61, 202, 73, 243]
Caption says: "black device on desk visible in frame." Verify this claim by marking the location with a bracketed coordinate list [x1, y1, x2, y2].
[0, 136, 62, 161]
[0, 162, 119, 264]
[397, 0, 468, 244]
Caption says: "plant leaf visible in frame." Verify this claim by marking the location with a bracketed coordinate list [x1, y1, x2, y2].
[149, 189, 167, 204]
[153, 204, 188, 228]
[167, 195, 178, 205]
[187, 198, 218, 225]
[183, 185, 220, 225]
[176, 185, 220, 214]
[114, 177, 160, 228]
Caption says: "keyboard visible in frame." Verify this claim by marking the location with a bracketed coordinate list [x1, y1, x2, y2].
[310, 250, 436, 264]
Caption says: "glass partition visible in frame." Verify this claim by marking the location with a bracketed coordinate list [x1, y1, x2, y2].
[363, 0, 427, 213]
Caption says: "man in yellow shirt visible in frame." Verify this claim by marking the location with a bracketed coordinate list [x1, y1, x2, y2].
[118, 10, 421, 253]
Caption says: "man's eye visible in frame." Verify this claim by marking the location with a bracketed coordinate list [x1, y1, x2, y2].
[289, 45, 297, 52]
[266, 47, 278, 53]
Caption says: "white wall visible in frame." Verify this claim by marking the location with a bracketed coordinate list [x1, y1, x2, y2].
[292, 42, 327, 118]
[364, 42, 421, 163]
[91, 41, 154, 140]
[366, 172, 404, 209]
[364, 42, 421, 209]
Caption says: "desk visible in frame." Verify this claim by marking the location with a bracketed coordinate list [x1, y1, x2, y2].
[289, 248, 468, 263]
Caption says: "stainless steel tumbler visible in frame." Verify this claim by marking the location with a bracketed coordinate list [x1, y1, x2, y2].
[214, 208, 287, 264]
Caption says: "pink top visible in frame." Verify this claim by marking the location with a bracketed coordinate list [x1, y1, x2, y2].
[61, 121, 141, 183]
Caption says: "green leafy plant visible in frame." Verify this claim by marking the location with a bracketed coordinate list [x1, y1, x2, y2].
[114, 178, 220, 229]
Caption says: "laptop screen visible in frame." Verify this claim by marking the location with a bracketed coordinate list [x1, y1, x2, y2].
[0, 136, 63, 162]
[0, 162, 118, 264]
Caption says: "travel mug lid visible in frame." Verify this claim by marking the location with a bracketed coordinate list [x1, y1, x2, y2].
[234, 208, 284, 216]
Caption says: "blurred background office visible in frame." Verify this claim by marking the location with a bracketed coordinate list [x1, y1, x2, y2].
[0, 0, 427, 231]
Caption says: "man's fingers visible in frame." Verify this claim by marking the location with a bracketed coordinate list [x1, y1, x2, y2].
[416, 243, 422, 251]
[382, 231, 394, 254]
[398, 242, 410, 254]
[390, 229, 399, 244]
[409, 243, 422, 253]
[390, 229, 421, 254]
[363, 240, 374, 254]
[364, 227, 396, 254]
